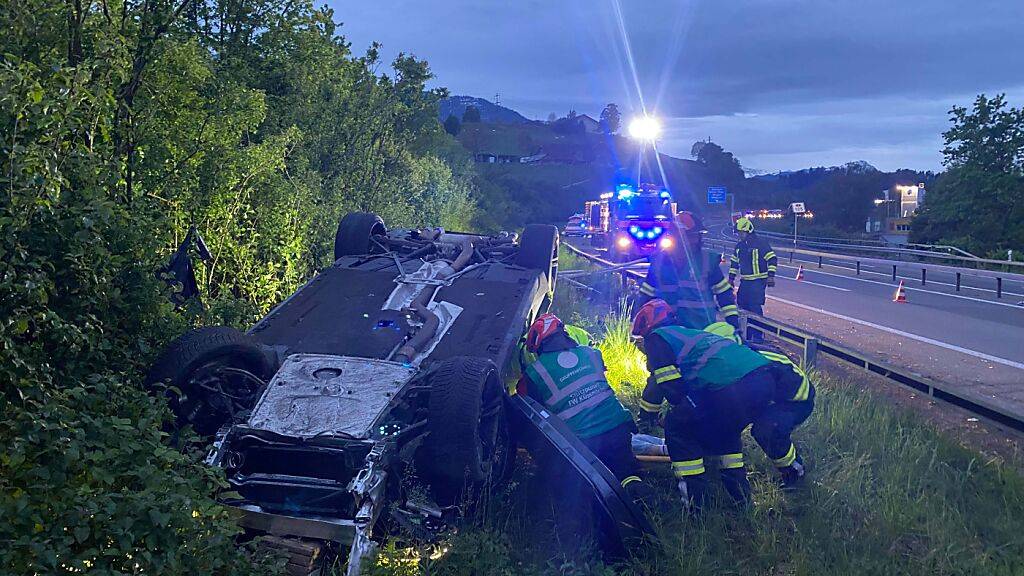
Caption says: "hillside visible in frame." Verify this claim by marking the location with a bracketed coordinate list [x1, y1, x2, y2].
[439, 95, 529, 124]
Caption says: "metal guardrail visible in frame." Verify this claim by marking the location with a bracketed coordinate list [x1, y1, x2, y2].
[562, 242, 1024, 434]
[704, 238, 1024, 298]
[755, 229, 980, 259]
[738, 229, 1022, 272]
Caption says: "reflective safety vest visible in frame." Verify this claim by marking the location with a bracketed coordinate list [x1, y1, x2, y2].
[642, 251, 734, 329]
[759, 351, 813, 402]
[524, 346, 631, 439]
[650, 325, 771, 392]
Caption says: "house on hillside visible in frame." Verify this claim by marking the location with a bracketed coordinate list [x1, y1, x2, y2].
[473, 152, 522, 164]
[575, 114, 601, 133]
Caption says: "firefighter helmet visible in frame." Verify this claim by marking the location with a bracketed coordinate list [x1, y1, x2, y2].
[632, 299, 674, 338]
[525, 313, 565, 353]
[735, 217, 754, 233]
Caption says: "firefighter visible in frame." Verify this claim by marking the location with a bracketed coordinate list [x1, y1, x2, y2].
[631, 300, 810, 511]
[517, 314, 645, 493]
[729, 217, 777, 340]
[637, 211, 739, 330]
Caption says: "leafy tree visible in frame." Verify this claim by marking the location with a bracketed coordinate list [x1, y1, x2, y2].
[911, 94, 1024, 254]
[462, 105, 482, 123]
[600, 103, 621, 133]
[444, 113, 462, 135]
[691, 140, 744, 185]
[0, 0, 479, 571]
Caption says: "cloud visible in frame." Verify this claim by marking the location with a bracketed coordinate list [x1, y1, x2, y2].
[329, 0, 1024, 171]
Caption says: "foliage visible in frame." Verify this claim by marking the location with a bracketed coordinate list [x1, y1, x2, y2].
[599, 103, 620, 134]
[691, 140, 744, 186]
[462, 105, 481, 123]
[444, 113, 461, 136]
[0, 0, 477, 572]
[911, 94, 1024, 253]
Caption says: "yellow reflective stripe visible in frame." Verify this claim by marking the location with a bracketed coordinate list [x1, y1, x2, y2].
[767, 266, 778, 272]
[752, 248, 760, 276]
[764, 251, 776, 260]
[712, 278, 731, 294]
[654, 366, 683, 384]
[672, 459, 706, 477]
[639, 398, 662, 413]
[719, 453, 745, 469]
[773, 444, 797, 467]
[720, 304, 738, 317]
[730, 255, 740, 262]
[640, 282, 656, 296]
[621, 475, 642, 488]
[793, 375, 810, 402]
[740, 272, 769, 280]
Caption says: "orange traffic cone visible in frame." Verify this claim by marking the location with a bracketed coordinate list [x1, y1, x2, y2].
[795, 265, 804, 281]
[893, 280, 908, 303]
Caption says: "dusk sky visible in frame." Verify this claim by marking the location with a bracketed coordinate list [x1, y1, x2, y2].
[331, 1, 1024, 173]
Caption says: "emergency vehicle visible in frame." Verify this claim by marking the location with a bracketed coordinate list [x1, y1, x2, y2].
[584, 183, 676, 261]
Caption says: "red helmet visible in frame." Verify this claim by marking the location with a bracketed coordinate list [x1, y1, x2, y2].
[632, 300, 673, 338]
[674, 211, 706, 234]
[525, 313, 564, 353]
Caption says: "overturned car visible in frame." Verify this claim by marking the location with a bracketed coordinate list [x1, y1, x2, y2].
[146, 213, 652, 575]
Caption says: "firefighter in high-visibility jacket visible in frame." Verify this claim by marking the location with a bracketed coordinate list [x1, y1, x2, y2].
[631, 300, 814, 511]
[637, 211, 739, 330]
[729, 217, 777, 318]
[517, 314, 645, 493]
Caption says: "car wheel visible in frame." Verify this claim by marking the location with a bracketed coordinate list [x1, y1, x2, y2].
[516, 223, 559, 291]
[334, 212, 386, 261]
[424, 357, 507, 491]
[145, 326, 272, 437]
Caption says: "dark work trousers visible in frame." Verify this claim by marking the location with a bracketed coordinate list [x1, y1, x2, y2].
[737, 278, 767, 341]
[663, 367, 775, 505]
[737, 278, 767, 315]
[751, 383, 816, 465]
[581, 421, 641, 482]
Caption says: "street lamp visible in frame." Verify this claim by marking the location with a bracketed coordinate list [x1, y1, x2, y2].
[627, 116, 661, 141]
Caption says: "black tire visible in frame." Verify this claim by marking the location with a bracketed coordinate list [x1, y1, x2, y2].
[425, 357, 505, 487]
[145, 326, 271, 435]
[516, 223, 559, 291]
[333, 212, 386, 260]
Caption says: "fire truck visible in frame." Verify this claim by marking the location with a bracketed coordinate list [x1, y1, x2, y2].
[584, 183, 676, 261]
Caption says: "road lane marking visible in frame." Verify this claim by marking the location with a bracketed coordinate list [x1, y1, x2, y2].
[767, 296, 1024, 370]
[778, 277, 850, 291]
[777, 264, 1024, 310]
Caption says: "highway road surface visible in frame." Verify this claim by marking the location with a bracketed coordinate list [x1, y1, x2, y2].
[568, 230, 1024, 422]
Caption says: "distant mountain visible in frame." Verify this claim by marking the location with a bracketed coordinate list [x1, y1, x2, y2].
[752, 160, 878, 181]
[439, 96, 529, 124]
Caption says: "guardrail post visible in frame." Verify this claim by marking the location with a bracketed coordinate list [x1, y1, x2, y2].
[789, 251, 794, 263]
[956, 272, 961, 292]
[921, 268, 926, 286]
[803, 337, 818, 369]
[738, 315, 749, 341]
[856, 261, 861, 275]
[818, 255, 822, 268]
[892, 265, 897, 282]
[997, 277, 1003, 299]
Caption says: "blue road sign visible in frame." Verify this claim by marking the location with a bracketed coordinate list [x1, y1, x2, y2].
[707, 186, 727, 204]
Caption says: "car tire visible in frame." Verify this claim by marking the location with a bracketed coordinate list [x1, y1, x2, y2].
[145, 326, 272, 436]
[334, 212, 387, 261]
[425, 357, 505, 488]
[516, 223, 559, 291]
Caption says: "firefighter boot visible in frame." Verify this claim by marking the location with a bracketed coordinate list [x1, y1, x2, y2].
[720, 467, 752, 508]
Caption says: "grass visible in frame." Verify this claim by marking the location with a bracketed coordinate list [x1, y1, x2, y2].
[365, 283, 1024, 576]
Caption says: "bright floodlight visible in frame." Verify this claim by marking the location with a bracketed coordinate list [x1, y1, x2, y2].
[628, 116, 661, 141]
